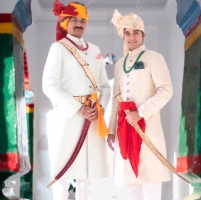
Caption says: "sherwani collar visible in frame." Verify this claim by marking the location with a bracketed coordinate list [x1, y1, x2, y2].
[67, 34, 86, 47]
[128, 45, 146, 56]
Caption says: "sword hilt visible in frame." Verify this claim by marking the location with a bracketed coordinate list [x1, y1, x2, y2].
[115, 94, 130, 115]
[88, 98, 97, 108]
[115, 94, 123, 102]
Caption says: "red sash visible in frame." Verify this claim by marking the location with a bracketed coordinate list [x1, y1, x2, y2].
[117, 102, 146, 177]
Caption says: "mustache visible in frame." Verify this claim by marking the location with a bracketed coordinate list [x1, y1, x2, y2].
[74, 26, 83, 30]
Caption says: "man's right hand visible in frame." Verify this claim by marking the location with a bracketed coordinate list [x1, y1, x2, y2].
[107, 134, 115, 151]
[78, 105, 98, 121]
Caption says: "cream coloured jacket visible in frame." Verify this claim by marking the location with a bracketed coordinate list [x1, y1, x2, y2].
[109, 44, 173, 185]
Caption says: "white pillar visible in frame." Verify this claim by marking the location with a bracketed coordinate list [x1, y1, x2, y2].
[166, 0, 190, 199]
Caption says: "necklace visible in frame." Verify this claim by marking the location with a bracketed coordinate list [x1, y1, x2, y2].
[123, 51, 145, 74]
[65, 36, 89, 51]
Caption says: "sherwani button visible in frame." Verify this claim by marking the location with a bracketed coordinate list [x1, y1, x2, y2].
[85, 52, 88, 55]
[130, 60, 133, 62]
[127, 74, 130, 77]
[89, 85, 92, 88]
[126, 90, 129, 93]
[127, 82, 129, 85]
[126, 98, 129, 101]
[87, 63, 89, 66]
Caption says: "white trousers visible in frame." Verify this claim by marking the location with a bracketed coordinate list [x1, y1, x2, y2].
[52, 179, 91, 200]
[128, 183, 162, 200]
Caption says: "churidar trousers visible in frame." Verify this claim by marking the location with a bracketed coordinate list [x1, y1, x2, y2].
[52, 179, 91, 200]
[128, 182, 162, 200]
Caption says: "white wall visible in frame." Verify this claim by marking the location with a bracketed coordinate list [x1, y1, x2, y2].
[166, 2, 190, 200]
[23, 2, 190, 200]
[24, 22, 54, 200]
[0, 0, 18, 13]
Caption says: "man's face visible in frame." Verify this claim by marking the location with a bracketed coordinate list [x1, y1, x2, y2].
[123, 28, 145, 51]
[67, 16, 87, 38]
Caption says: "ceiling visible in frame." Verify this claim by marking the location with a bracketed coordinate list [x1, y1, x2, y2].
[33, 0, 172, 23]
[38, 0, 168, 9]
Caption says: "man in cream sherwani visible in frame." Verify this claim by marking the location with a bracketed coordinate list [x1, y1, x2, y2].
[107, 10, 173, 200]
[42, 1, 111, 200]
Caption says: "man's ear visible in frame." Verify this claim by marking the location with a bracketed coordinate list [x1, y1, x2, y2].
[143, 33, 146, 39]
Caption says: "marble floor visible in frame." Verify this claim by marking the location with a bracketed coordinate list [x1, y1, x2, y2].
[69, 177, 127, 200]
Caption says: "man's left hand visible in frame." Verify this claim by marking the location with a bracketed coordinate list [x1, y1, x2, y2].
[126, 111, 141, 125]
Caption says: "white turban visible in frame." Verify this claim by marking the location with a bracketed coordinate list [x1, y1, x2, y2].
[111, 9, 145, 55]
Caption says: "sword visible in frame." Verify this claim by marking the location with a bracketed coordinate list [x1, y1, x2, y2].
[115, 94, 189, 183]
[47, 98, 97, 188]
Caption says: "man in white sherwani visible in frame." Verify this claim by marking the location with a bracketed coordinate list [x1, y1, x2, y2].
[107, 10, 173, 200]
[42, 1, 111, 200]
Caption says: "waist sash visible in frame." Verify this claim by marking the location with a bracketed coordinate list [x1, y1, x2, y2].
[117, 101, 146, 177]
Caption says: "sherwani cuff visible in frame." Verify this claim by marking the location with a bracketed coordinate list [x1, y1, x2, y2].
[108, 123, 117, 135]
[61, 98, 82, 118]
[137, 104, 152, 121]
[138, 111, 144, 118]
[108, 130, 116, 135]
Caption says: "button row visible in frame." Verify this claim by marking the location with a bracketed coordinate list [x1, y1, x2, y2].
[80, 44, 87, 54]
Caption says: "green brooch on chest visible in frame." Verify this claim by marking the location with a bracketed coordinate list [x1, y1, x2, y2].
[123, 51, 145, 74]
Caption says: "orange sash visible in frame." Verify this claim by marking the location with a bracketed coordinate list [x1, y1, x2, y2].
[85, 92, 108, 138]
